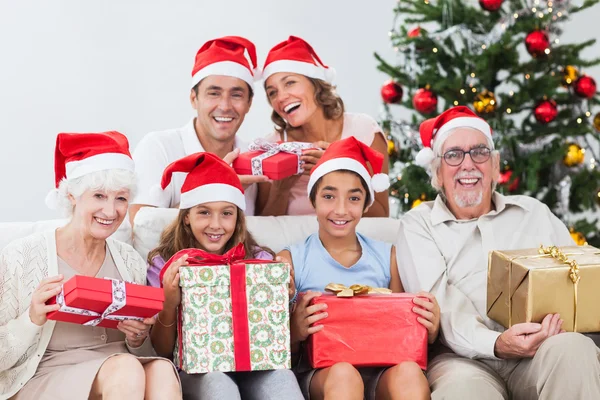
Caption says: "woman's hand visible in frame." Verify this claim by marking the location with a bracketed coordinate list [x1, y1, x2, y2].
[290, 291, 327, 344]
[412, 292, 441, 344]
[118, 316, 156, 348]
[29, 274, 64, 326]
[300, 141, 330, 175]
[163, 254, 188, 311]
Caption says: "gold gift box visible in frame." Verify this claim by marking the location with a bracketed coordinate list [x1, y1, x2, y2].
[487, 245, 600, 333]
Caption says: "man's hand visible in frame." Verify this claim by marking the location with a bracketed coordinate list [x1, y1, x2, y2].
[223, 148, 269, 189]
[494, 313, 563, 359]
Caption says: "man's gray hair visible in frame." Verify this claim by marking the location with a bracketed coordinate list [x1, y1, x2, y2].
[429, 127, 499, 192]
[55, 169, 137, 217]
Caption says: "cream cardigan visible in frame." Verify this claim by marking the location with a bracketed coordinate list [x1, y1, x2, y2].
[0, 230, 149, 400]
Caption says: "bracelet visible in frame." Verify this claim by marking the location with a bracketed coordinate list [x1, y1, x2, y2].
[289, 288, 298, 306]
[157, 312, 176, 327]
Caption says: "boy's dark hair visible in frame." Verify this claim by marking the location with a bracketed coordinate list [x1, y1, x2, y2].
[309, 169, 371, 211]
[192, 81, 254, 100]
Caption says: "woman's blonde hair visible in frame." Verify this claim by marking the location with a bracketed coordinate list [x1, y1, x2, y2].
[270, 77, 345, 133]
[147, 207, 275, 264]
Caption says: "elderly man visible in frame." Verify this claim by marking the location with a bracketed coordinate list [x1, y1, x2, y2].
[129, 36, 267, 224]
[397, 106, 600, 399]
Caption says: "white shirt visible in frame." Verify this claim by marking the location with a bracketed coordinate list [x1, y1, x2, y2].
[131, 118, 256, 216]
[396, 192, 574, 359]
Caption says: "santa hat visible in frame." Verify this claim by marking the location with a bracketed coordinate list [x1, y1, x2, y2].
[307, 137, 389, 206]
[45, 131, 134, 209]
[262, 36, 336, 84]
[191, 36, 260, 89]
[157, 152, 245, 210]
[415, 106, 492, 167]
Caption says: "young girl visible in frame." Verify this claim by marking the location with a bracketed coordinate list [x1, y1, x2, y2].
[279, 137, 440, 400]
[148, 152, 303, 400]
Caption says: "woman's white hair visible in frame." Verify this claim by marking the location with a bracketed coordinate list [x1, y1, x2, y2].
[55, 169, 137, 217]
[429, 127, 499, 193]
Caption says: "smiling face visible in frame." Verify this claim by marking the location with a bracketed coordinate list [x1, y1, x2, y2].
[437, 128, 499, 219]
[184, 201, 238, 255]
[190, 75, 252, 144]
[312, 171, 370, 239]
[70, 188, 130, 240]
[265, 72, 320, 128]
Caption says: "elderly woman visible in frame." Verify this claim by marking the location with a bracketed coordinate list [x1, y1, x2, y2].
[256, 36, 389, 217]
[0, 132, 180, 400]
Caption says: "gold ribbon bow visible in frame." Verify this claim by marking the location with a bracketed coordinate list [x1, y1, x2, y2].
[538, 245, 581, 331]
[325, 283, 392, 297]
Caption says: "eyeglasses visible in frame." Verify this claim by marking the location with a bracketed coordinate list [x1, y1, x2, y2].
[440, 147, 492, 166]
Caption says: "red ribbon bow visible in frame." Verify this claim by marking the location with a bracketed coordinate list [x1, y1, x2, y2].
[161, 243, 259, 371]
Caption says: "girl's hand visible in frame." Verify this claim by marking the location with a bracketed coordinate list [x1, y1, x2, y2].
[290, 291, 327, 344]
[300, 141, 330, 175]
[29, 275, 64, 326]
[162, 255, 188, 310]
[413, 292, 440, 344]
[119, 316, 156, 348]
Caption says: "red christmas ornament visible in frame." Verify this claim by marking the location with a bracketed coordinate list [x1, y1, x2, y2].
[412, 88, 438, 114]
[479, 0, 504, 12]
[525, 30, 550, 58]
[498, 169, 519, 192]
[381, 80, 403, 104]
[534, 99, 558, 124]
[408, 27, 421, 38]
[574, 75, 597, 98]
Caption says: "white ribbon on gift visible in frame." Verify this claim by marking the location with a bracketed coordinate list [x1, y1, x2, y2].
[55, 278, 144, 326]
[248, 139, 314, 176]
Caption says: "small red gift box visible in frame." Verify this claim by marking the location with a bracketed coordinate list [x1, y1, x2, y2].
[47, 275, 164, 329]
[232, 140, 314, 180]
[307, 293, 428, 369]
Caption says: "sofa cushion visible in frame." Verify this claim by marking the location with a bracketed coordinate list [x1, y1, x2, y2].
[133, 207, 401, 263]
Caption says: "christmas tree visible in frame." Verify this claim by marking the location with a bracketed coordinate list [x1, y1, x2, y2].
[376, 0, 600, 245]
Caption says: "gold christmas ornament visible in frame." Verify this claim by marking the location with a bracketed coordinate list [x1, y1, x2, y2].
[563, 143, 585, 167]
[561, 65, 579, 87]
[411, 194, 427, 209]
[387, 139, 396, 155]
[593, 112, 600, 132]
[473, 90, 497, 114]
[569, 229, 587, 246]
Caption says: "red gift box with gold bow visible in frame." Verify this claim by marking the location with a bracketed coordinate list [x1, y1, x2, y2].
[307, 287, 428, 369]
[46, 275, 164, 329]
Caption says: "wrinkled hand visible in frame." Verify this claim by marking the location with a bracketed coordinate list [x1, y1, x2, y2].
[413, 292, 441, 344]
[29, 275, 64, 326]
[290, 291, 327, 344]
[300, 141, 330, 175]
[119, 316, 156, 348]
[494, 313, 563, 359]
[223, 148, 269, 189]
[275, 255, 295, 300]
[162, 254, 188, 311]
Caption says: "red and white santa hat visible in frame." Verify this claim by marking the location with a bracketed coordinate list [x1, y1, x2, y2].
[415, 106, 492, 167]
[191, 36, 260, 89]
[45, 131, 134, 209]
[307, 137, 389, 206]
[159, 152, 245, 210]
[262, 36, 336, 84]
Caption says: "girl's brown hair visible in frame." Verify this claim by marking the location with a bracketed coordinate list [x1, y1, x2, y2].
[270, 77, 345, 133]
[147, 207, 275, 264]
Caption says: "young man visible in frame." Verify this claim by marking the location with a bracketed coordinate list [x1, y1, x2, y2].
[130, 36, 268, 224]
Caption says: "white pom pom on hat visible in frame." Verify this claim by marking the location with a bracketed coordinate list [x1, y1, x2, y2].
[415, 147, 436, 167]
[45, 188, 60, 210]
[371, 173, 390, 192]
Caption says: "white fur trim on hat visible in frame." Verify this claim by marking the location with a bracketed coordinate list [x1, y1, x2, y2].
[262, 60, 334, 84]
[307, 158, 375, 206]
[415, 147, 436, 167]
[65, 153, 134, 181]
[371, 173, 390, 192]
[180, 183, 246, 211]
[45, 188, 60, 210]
[191, 61, 255, 88]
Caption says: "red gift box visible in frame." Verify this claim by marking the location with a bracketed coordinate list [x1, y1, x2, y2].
[47, 275, 164, 329]
[307, 294, 428, 369]
[232, 140, 314, 180]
